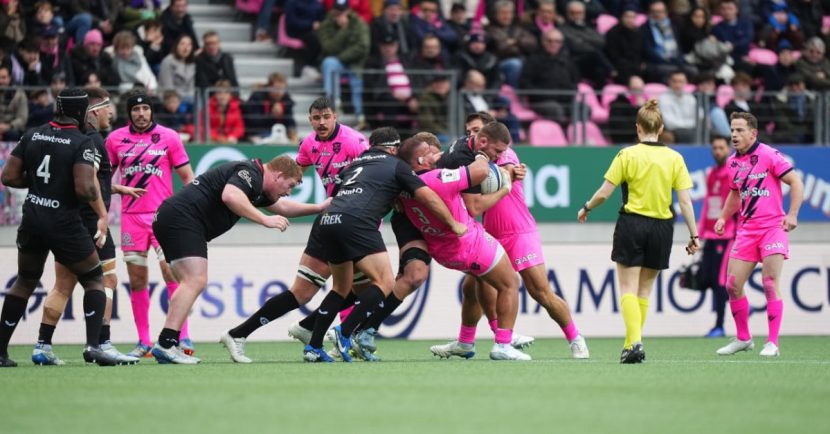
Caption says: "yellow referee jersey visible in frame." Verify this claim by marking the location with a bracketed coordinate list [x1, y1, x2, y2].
[604, 142, 693, 220]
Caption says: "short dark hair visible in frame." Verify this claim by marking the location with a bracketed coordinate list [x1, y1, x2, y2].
[466, 112, 495, 126]
[398, 136, 428, 166]
[369, 126, 400, 147]
[710, 135, 730, 146]
[729, 112, 758, 130]
[308, 96, 334, 114]
[477, 121, 511, 144]
[85, 86, 110, 104]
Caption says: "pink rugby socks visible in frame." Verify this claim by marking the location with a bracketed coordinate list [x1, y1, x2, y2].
[494, 328, 513, 345]
[488, 319, 498, 333]
[458, 325, 477, 344]
[562, 321, 580, 342]
[130, 288, 151, 346]
[729, 297, 751, 341]
[764, 276, 783, 346]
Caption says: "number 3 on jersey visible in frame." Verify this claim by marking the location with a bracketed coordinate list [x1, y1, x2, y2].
[36, 155, 52, 184]
[410, 206, 430, 225]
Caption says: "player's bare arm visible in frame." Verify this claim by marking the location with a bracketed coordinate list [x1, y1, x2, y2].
[266, 197, 332, 218]
[413, 186, 467, 236]
[781, 171, 803, 232]
[176, 164, 195, 184]
[715, 189, 741, 234]
[73, 163, 98, 202]
[221, 184, 288, 230]
[676, 188, 700, 255]
[112, 184, 147, 198]
[0, 155, 27, 188]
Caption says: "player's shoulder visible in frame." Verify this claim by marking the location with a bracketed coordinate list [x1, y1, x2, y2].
[337, 124, 368, 146]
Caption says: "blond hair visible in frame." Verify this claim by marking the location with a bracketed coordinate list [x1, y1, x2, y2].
[636, 99, 663, 135]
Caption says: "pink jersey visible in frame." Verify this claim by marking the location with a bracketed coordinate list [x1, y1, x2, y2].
[726, 142, 793, 232]
[482, 147, 537, 236]
[106, 123, 189, 214]
[699, 163, 737, 240]
[296, 123, 368, 197]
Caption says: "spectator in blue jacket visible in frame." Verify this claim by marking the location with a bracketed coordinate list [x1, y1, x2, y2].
[408, 0, 459, 57]
[712, 0, 754, 63]
[759, 0, 806, 51]
[641, 1, 697, 82]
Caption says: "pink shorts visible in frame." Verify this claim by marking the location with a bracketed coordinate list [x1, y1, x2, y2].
[730, 226, 789, 263]
[434, 230, 506, 277]
[121, 212, 161, 253]
[496, 231, 545, 272]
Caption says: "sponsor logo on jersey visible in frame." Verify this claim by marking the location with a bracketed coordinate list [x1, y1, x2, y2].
[32, 132, 71, 144]
[237, 170, 253, 188]
[123, 163, 163, 177]
[514, 252, 539, 266]
[151, 133, 161, 144]
[26, 193, 60, 208]
[336, 187, 363, 196]
[748, 171, 768, 180]
[320, 213, 343, 225]
[82, 148, 96, 163]
[740, 187, 770, 199]
[148, 149, 167, 156]
[332, 142, 341, 154]
[331, 160, 351, 169]
[440, 168, 461, 183]
[765, 242, 785, 251]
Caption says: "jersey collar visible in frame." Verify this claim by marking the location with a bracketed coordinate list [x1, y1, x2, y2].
[129, 122, 157, 134]
[641, 141, 666, 147]
[315, 123, 340, 142]
[49, 121, 78, 129]
[739, 140, 761, 156]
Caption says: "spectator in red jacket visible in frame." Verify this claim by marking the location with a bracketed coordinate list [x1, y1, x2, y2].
[207, 79, 245, 144]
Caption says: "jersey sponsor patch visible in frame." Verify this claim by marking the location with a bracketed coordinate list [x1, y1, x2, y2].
[440, 168, 461, 183]
[82, 148, 96, 163]
[237, 170, 253, 188]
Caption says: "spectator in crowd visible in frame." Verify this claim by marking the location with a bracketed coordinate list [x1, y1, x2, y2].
[555, 0, 604, 25]
[770, 72, 815, 143]
[363, 31, 416, 133]
[243, 72, 297, 143]
[606, 7, 645, 84]
[560, 0, 616, 85]
[323, 0, 372, 23]
[0, 0, 25, 54]
[680, 7, 735, 82]
[70, 28, 119, 87]
[40, 26, 75, 86]
[487, 0, 537, 88]
[724, 71, 772, 141]
[608, 75, 647, 144]
[759, 0, 805, 51]
[119, 0, 160, 30]
[795, 36, 830, 90]
[29, 2, 65, 41]
[491, 96, 521, 144]
[9, 38, 47, 86]
[452, 31, 500, 89]
[447, 2, 471, 43]
[409, 33, 452, 89]
[790, 0, 823, 40]
[65, 0, 114, 39]
[83, 71, 101, 87]
[207, 79, 245, 144]
[417, 74, 452, 142]
[711, 0, 753, 64]
[460, 69, 494, 115]
[519, 28, 579, 125]
[108, 30, 158, 92]
[26, 89, 53, 128]
[160, 0, 199, 56]
[696, 72, 731, 137]
[642, 0, 698, 82]
[47, 71, 67, 105]
[282, 0, 325, 77]
[370, 0, 413, 56]
[156, 89, 194, 139]
[254, 0, 278, 41]
[195, 31, 238, 88]
[678, 7, 711, 55]
[524, 0, 559, 46]
[409, 0, 458, 56]
[158, 34, 196, 103]
[317, 0, 370, 126]
[756, 40, 799, 91]
[658, 69, 698, 143]
[138, 20, 166, 76]
[0, 65, 28, 141]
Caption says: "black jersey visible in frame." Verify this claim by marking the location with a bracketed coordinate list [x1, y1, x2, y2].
[164, 159, 275, 241]
[326, 149, 425, 226]
[78, 130, 112, 222]
[11, 122, 97, 222]
[436, 136, 480, 194]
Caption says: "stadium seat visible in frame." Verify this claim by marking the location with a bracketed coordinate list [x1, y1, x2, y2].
[716, 84, 734, 108]
[684, 83, 697, 93]
[578, 82, 609, 124]
[567, 121, 610, 146]
[748, 47, 778, 65]
[500, 84, 539, 122]
[643, 82, 668, 100]
[601, 83, 628, 109]
[596, 14, 618, 34]
[823, 15, 830, 30]
[635, 13, 648, 26]
[710, 14, 724, 25]
[529, 120, 568, 146]
[277, 14, 304, 49]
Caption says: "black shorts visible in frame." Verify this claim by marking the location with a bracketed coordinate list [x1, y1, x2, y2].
[17, 216, 96, 266]
[81, 218, 116, 261]
[307, 212, 386, 264]
[699, 239, 730, 290]
[391, 210, 424, 249]
[611, 212, 674, 270]
[152, 202, 208, 263]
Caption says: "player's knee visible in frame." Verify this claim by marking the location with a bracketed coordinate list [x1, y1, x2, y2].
[725, 274, 742, 299]
[297, 265, 327, 288]
[43, 291, 70, 322]
[762, 275, 778, 301]
[290, 276, 321, 305]
[401, 248, 430, 288]
[77, 264, 103, 288]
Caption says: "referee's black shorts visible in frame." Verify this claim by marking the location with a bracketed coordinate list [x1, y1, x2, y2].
[307, 212, 387, 264]
[152, 202, 208, 263]
[611, 212, 674, 270]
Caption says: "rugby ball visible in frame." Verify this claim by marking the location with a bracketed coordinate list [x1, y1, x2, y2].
[480, 162, 511, 194]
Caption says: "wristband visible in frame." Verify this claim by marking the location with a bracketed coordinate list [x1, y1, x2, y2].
[582, 203, 591, 213]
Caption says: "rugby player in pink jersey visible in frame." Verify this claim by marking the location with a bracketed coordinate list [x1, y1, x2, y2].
[397, 122, 530, 360]
[106, 90, 194, 358]
[430, 113, 589, 359]
[714, 112, 803, 358]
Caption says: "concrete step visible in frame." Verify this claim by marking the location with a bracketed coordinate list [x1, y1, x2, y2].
[235, 57, 294, 81]
[194, 21, 251, 43]
[188, 4, 236, 19]
[222, 41, 282, 57]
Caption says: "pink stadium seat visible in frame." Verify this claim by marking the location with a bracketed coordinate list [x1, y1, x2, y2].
[748, 47, 778, 65]
[529, 120, 568, 146]
[500, 84, 539, 122]
[791, 50, 802, 60]
[597, 14, 618, 34]
[567, 121, 610, 146]
[643, 82, 668, 100]
[578, 82, 609, 124]
[684, 83, 697, 93]
[601, 83, 628, 109]
[277, 14, 304, 49]
[635, 13, 648, 27]
[710, 14, 723, 25]
[823, 15, 830, 30]
[716, 84, 734, 108]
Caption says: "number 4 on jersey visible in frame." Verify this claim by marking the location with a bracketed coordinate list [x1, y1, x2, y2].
[37, 155, 52, 184]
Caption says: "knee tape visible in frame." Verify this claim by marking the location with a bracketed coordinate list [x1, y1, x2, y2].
[154, 245, 166, 262]
[123, 252, 148, 267]
[353, 272, 370, 285]
[77, 264, 103, 285]
[105, 287, 114, 299]
[102, 259, 117, 276]
[401, 247, 432, 267]
[298, 265, 327, 288]
[762, 276, 778, 301]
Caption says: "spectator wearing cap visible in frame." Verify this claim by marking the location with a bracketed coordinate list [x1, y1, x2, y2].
[160, 0, 199, 57]
[243, 72, 297, 143]
[524, 0, 559, 46]
[0, 0, 25, 53]
[560, 0, 616, 86]
[40, 25, 76, 86]
[641, 0, 698, 82]
[711, 0, 754, 63]
[107, 30, 158, 92]
[519, 28, 579, 125]
[323, 0, 372, 23]
[0, 64, 28, 141]
[70, 28, 119, 87]
[795, 37, 830, 90]
[370, 0, 413, 56]
[452, 31, 500, 89]
[408, 33, 452, 89]
[364, 30, 416, 134]
[10, 38, 47, 86]
[447, 2, 471, 43]
[486, 0, 537, 89]
[770, 72, 815, 143]
[417, 74, 452, 142]
[759, 0, 805, 51]
[409, 0, 459, 57]
[605, 7, 646, 84]
[195, 30, 238, 88]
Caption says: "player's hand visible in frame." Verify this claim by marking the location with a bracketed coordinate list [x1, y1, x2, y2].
[450, 221, 467, 237]
[714, 218, 725, 235]
[499, 167, 512, 192]
[782, 214, 798, 232]
[264, 215, 289, 232]
[577, 208, 588, 223]
[318, 197, 333, 212]
[95, 217, 108, 249]
[685, 238, 700, 255]
[511, 163, 527, 181]
[121, 186, 147, 198]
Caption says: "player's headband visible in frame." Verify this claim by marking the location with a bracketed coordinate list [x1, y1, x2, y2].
[88, 98, 111, 112]
[375, 139, 401, 147]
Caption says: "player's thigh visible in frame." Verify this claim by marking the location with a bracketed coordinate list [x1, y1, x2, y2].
[480, 253, 519, 293]
[354, 251, 395, 292]
[726, 257, 756, 288]
[53, 261, 79, 295]
[616, 263, 642, 295]
[329, 261, 355, 296]
[637, 267, 660, 298]
[170, 257, 209, 290]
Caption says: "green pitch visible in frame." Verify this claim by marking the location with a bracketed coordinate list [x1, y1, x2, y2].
[2, 337, 828, 434]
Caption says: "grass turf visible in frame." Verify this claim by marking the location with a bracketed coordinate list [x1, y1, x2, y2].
[2, 336, 829, 434]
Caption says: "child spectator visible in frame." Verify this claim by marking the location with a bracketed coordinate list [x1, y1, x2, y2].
[207, 79, 245, 144]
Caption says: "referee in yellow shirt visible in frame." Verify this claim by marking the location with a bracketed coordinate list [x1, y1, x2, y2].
[578, 99, 700, 364]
